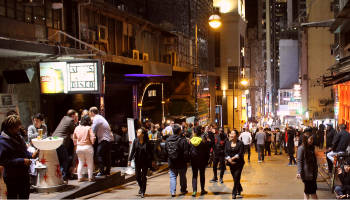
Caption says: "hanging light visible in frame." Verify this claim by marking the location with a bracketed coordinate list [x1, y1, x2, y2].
[209, 15, 221, 28]
[241, 78, 248, 85]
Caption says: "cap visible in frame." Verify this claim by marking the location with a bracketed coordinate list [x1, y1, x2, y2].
[344, 157, 350, 165]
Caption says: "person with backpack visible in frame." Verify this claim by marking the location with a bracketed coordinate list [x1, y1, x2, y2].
[164, 124, 190, 197]
[210, 127, 228, 183]
[189, 126, 208, 197]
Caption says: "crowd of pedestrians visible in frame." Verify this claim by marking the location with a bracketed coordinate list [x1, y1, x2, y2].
[1, 108, 349, 200]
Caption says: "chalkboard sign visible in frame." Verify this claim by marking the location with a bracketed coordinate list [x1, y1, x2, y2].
[228, 66, 238, 89]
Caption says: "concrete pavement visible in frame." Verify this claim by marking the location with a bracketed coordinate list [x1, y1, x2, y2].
[85, 147, 335, 199]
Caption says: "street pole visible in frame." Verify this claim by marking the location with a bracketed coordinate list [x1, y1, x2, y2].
[233, 81, 235, 130]
[194, 0, 199, 124]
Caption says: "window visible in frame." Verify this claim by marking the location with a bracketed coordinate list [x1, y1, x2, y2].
[16, 3, 24, 21]
[33, 6, 45, 26]
[24, 6, 32, 22]
[6, 0, 14, 18]
[46, 0, 52, 27]
[53, 9, 60, 29]
[0, 0, 5, 16]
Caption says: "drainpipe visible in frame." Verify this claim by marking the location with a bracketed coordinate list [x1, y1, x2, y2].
[78, 0, 91, 50]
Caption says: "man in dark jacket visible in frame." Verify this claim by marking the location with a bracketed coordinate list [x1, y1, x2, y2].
[325, 123, 337, 173]
[165, 124, 190, 197]
[318, 123, 325, 149]
[210, 127, 227, 183]
[52, 109, 77, 182]
[0, 115, 36, 199]
[327, 124, 350, 173]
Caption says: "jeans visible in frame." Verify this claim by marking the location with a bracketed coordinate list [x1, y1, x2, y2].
[97, 140, 112, 174]
[244, 145, 251, 160]
[335, 186, 343, 195]
[257, 144, 264, 161]
[76, 145, 94, 179]
[4, 175, 30, 199]
[56, 145, 70, 179]
[288, 144, 296, 164]
[192, 164, 206, 192]
[275, 142, 281, 154]
[327, 151, 335, 173]
[135, 161, 148, 193]
[169, 167, 187, 194]
[229, 164, 244, 195]
[265, 141, 271, 155]
[213, 155, 225, 178]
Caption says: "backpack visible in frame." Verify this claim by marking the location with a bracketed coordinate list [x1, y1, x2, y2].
[167, 137, 181, 160]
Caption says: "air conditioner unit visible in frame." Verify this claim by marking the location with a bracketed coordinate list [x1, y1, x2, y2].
[140, 53, 148, 61]
[17, 0, 44, 6]
[82, 29, 96, 41]
[322, 108, 328, 113]
[319, 99, 326, 106]
[314, 112, 320, 117]
[164, 37, 175, 44]
[132, 50, 140, 60]
[96, 25, 108, 43]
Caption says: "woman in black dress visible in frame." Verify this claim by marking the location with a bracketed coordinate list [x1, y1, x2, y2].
[225, 130, 245, 199]
[128, 128, 155, 198]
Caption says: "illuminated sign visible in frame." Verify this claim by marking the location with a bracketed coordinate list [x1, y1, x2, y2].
[148, 90, 156, 97]
[288, 102, 301, 110]
[277, 110, 290, 116]
[293, 84, 301, 99]
[40, 61, 101, 94]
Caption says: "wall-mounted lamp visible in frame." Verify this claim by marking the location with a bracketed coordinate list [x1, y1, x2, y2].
[138, 103, 142, 107]
[223, 90, 226, 97]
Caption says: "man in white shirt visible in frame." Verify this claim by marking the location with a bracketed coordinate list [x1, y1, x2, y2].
[239, 128, 252, 162]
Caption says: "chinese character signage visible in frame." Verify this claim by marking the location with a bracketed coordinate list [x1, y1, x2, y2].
[288, 102, 301, 110]
[40, 60, 101, 94]
[293, 84, 301, 99]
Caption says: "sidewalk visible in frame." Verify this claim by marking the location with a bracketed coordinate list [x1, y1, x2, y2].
[29, 164, 169, 199]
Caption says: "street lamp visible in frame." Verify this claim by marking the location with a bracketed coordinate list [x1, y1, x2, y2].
[194, 3, 221, 123]
[241, 78, 248, 85]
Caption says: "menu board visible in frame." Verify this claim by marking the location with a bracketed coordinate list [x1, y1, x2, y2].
[228, 66, 238, 89]
[40, 61, 101, 94]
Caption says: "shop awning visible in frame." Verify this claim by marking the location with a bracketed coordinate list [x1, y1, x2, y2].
[329, 1, 350, 33]
[170, 99, 208, 117]
[323, 55, 350, 87]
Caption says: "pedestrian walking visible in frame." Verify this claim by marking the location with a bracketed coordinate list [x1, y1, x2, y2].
[0, 115, 38, 199]
[317, 123, 325, 149]
[238, 128, 252, 162]
[128, 128, 155, 198]
[52, 109, 78, 183]
[264, 128, 272, 156]
[73, 115, 96, 182]
[296, 132, 318, 200]
[274, 128, 282, 155]
[334, 157, 350, 198]
[286, 127, 297, 166]
[189, 127, 208, 197]
[90, 107, 114, 177]
[210, 127, 227, 183]
[164, 124, 190, 197]
[255, 127, 266, 162]
[225, 130, 245, 199]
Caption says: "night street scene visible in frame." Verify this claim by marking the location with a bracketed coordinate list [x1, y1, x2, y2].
[0, 0, 349, 199]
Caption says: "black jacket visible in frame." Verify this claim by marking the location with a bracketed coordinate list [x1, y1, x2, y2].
[326, 128, 337, 148]
[332, 129, 350, 152]
[128, 138, 153, 164]
[164, 135, 189, 169]
[189, 137, 207, 165]
[213, 134, 227, 157]
[0, 131, 32, 177]
[339, 165, 350, 195]
[225, 140, 245, 167]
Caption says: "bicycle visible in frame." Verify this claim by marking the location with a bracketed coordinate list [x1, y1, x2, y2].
[330, 151, 350, 193]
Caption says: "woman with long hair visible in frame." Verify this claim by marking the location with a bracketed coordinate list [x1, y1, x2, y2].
[128, 128, 155, 198]
[296, 132, 318, 199]
[189, 126, 208, 196]
[225, 130, 245, 199]
[73, 115, 96, 182]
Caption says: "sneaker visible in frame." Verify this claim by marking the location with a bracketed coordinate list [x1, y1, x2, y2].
[171, 193, 175, 197]
[286, 163, 292, 166]
[201, 191, 208, 195]
[141, 193, 145, 198]
[96, 172, 105, 177]
[210, 177, 218, 183]
[293, 163, 297, 166]
[219, 178, 224, 183]
[258, 160, 261, 163]
[191, 191, 197, 197]
[139, 190, 142, 194]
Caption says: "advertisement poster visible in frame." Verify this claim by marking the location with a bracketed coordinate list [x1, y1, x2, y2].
[0, 94, 19, 124]
[39, 61, 100, 94]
